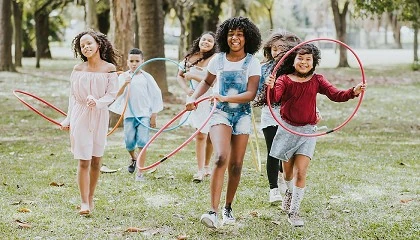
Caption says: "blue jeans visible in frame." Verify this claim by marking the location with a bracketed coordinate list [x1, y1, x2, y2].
[123, 117, 150, 151]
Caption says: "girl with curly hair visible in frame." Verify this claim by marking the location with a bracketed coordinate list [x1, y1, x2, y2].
[177, 32, 217, 183]
[185, 17, 262, 228]
[60, 30, 119, 215]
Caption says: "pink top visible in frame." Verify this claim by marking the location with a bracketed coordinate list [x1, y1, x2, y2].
[62, 70, 118, 159]
[270, 74, 356, 126]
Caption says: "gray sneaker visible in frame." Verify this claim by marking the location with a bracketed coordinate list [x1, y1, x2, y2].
[288, 212, 304, 227]
[222, 207, 235, 225]
[200, 211, 217, 228]
[281, 189, 292, 212]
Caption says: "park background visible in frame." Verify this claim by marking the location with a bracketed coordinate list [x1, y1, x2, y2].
[0, 0, 419, 239]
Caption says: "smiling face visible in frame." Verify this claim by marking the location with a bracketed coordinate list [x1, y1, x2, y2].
[79, 34, 99, 58]
[199, 33, 215, 53]
[227, 28, 245, 53]
[294, 53, 314, 75]
[127, 54, 143, 73]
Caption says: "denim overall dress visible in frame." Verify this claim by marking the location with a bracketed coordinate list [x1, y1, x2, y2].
[209, 53, 253, 135]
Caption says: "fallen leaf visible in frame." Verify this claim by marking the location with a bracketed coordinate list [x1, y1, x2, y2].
[271, 221, 281, 225]
[177, 235, 188, 240]
[125, 227, 148, 232]
[400, 199, 413, 203]
[49, 182, 64, 187]
[15, 220, 31, 228]
[18, 208, 31, 213]
[250, 211, 259, 217]
[342, 209, 351, 213]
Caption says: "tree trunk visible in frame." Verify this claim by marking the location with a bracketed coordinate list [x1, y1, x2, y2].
[414, 24, 419, 63]
[85, 0, 98, 30]
[0, 0, 15, 72]
[110, 0, 134, 71]
[136, 0, 170, 98]
[12, 0, 23, 67]
[331, 0, 350, 68]
[35, 8, 52, 68]
[388, 13, 402, 49]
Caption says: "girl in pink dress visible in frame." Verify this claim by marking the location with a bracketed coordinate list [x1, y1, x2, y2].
[60, 30, 119, 215]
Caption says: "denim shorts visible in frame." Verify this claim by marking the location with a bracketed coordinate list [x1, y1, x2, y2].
[123, 117, 150, 150]
[209, 108, 251, 135]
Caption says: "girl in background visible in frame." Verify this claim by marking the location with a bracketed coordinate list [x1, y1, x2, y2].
[177, 32, 217, 182]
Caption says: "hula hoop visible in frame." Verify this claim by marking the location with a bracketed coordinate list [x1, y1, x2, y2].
[267, 38, 366, 137]
[125, 57, 192, 131]
[137, 97, 216, 171]
[13, 90, 67, 126]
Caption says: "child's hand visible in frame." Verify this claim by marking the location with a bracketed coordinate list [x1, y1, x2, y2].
[264, 75, 275, 88]
[122, 72, 131, 83]
[210, 93, 226, 102]
[60, 125, 70, 131]
[185, 97, 197, 111]
[353, 82, 367, 95]
[86, 95, 96, 107]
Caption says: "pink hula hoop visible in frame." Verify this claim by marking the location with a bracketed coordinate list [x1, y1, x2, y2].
[13, 90, 67, 126]
[137, 97, 217, 171]
[267, 38, 366, 137]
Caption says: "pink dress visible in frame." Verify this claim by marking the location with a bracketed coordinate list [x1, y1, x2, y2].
[62, 71, 118, 160]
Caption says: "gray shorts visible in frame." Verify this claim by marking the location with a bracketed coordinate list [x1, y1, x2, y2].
[269, 120, 317, 161]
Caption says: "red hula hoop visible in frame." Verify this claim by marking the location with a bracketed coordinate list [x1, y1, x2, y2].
[267, 38, 366, 137]
[137, 97, 217, 171]
[13, 90, 67, 126]
[13, 89, 128, 136]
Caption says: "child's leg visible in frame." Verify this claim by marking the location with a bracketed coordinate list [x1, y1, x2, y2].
[137, 147, 146, 173]
[208, 124, 232, 212]
[290, 154, 310, 211]
[77, 159, 91, 212]
[225, 133, 248, 206]
[204, 134, 213, 174]
[88, 156, 102, 210]
[195, 132, 207, 171]
[263, 126, 280, 189]
[282, 157, 295, 190]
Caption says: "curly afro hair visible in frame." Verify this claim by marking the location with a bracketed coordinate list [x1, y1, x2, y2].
[71, 30, 120, 66]
[216, 16, 261, 55]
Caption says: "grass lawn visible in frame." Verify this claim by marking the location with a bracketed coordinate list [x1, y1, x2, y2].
[0, 57, 419, 239]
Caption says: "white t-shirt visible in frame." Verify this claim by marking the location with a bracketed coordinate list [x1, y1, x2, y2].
[109, 70, 163, 118]
[207, 53, 261, 94]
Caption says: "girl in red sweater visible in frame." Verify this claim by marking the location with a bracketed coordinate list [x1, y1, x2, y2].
[267, 43, 366, 227]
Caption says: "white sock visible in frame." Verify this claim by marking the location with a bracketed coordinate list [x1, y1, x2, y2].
[285, 179, 294, 191]
[290, 185, 305, 213]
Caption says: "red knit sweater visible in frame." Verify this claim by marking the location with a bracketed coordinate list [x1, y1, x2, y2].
[270, 73, 357, 126]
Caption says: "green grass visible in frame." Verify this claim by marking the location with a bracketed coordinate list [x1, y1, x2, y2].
[0, 60, 419, 239]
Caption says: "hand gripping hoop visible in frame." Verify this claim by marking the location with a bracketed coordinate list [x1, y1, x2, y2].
[267, 38, 366, 137]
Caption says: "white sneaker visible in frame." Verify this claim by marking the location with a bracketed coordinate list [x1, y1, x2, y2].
[222, 207, 235, 225]
[135, 173, 145, 182]
[269, 188, 283, 204]
[193, 170, 204, 183]
[200, 211, 217, 228]
[204, 166, 212, 176]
